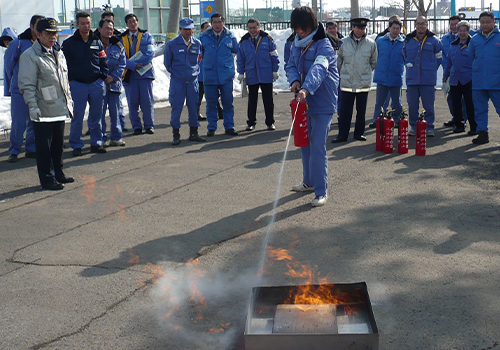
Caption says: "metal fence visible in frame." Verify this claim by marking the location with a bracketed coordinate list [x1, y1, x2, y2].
[227, 18, 486, 37]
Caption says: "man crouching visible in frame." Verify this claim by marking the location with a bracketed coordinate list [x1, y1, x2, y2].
[18, 18, 74, 190]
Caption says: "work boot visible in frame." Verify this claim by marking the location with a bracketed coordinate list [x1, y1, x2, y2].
[188, 127, 206, 142]
[172, 129, 181, 146]
[472, 131, 489, 144]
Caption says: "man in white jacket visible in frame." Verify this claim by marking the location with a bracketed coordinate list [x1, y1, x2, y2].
[332, 18, 378, 143]
[18, 18, 74, 190]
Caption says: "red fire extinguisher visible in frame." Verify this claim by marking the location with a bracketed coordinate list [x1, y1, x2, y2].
[290, 98, 309, 147]
[398, 108, 409, 154]
[416, 110, 427, 156]
[382, 109, 395, 153]
[375, 107, 385, 152]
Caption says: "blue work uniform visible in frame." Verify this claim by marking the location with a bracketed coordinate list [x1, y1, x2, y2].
[286, 23, 339, 197]
[2, 27, 17, 97]
[372, 33, 405, 123]
[468, 26, 500, 133]
[101, 36, 126, 142]
[4, 28, 36, 156]
[164, 34, 201, 130]
[404, 29, 442, 131]
[200, 27, 239, 131]
[284, 32, 295, 69]
[62, 29, 108, 149]
[118, 29, 155, 132]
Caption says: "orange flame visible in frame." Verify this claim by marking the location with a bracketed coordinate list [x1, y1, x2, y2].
[79, 174, 96, 203]
[144, 262, 165, 284]
[128, 248, 139, 264]
[208, 323, 231, 333]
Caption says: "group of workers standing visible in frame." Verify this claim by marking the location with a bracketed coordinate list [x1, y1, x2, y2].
[2, 8, 500, 207]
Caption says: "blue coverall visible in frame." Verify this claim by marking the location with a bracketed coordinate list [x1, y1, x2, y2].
[164, 34, 201, 130]
[4, 28, 36, 156]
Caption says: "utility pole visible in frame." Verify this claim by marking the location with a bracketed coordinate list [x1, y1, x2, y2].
[351, 0, 359, 18]
[166, 0, 182, 43]
[214, 0, 226, 19]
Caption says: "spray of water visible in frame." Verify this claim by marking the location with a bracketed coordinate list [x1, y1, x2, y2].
[151, 101, 299, 349]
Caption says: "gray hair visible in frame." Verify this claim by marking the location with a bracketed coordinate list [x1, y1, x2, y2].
[456, 20, 470, 31]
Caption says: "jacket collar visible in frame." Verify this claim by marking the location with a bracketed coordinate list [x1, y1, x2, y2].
[19, 28, 33, 41]
[239, 29, 270, 43]
[118, 28, 147, 38]
[405, 29, 436, 42]
[312, 22, 327, 41]
[451, 35, 471, 45]
[384, 32, 404, 42]
[475, 25, 499, 38]
[73, 29, 99, 42]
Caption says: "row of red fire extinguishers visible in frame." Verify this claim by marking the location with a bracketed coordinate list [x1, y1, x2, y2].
[291, 98, 428, 156]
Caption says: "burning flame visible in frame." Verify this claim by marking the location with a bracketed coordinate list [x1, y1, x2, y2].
[266, 245, 363, 312]
[79, 174, 96, 203]
[208, 323, 230, 333]
[128, 248, 139, 264]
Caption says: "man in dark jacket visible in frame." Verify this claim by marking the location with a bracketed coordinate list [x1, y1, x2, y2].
[63, 11, 109, 156]
[237, 18, 279, 131]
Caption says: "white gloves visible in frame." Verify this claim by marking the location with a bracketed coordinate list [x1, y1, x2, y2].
[237, 74, 244, 82]
[29, 108, 41, 122]
[273, 72, 279, 81]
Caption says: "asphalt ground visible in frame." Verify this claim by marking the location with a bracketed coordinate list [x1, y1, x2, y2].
[1, 89, 500, 350]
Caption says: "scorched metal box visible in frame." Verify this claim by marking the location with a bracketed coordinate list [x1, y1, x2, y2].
[244, 282, 379, 350]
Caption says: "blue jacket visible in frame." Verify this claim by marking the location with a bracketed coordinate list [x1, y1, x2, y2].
[469, 26, 500, 90]
[4, 28, 35, 94]
[443, 35, 472, 86]
[197, 34, 204, 82]
[200, 27, 238, 85]
[404, 30, 442, 86]
[286, 23, 339, 114]
[118, 29, 156, 81]
[237, 30, 279, 85]
[103, 36, 126, 92]
[441, 29, 475, 70]
[373, 33, 405, 87]
[62, 29, 109, 84]
[164, 34, 201, 83]
[1, 27, 17, 96]
[284, 32, 295, 68]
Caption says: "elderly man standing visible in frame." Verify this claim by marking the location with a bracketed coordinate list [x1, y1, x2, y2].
[200, 13, 239, 137]
[332, 18, 377, 143]
[164, 18, 206, 145]
[18, 18, 74, 190]
[468, 11, 500, 144]
[237, 18, 280, 131]
[404, 16, 442, 137]
[4, 15, 45, 162]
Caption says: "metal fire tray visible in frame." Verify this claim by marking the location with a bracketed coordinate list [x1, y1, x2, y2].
[244, 282, 379, 350]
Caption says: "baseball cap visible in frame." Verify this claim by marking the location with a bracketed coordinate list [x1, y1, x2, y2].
[180, 18, 194, 29]
[36, 18, 61, 33]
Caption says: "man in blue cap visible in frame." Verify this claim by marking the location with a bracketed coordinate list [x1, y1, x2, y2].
[4, 15, 45, 162]
[164, 17, 205, 145]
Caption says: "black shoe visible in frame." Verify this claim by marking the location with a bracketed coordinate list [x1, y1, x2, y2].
[246, 125, 256, 131]
[41, 181, 64, 191]
[8, 154, 18, 163]
[354, 135, 367, 141]
[472, 131, 489, 144]
[55, 175, 74, 183]
[84, 129, 91, 136]
[90, 145, 107, 153]
[133, 129, 143, 135]
[267, 124, 276, 131]
[331, 136, 348, 143]
[225, 129, 238, 136]
[25, 152, 37, 159]
[172, 134, 181, 146]
[468, 130, 479, 136]
[207, 130, 216, 137]
[122, 127, 129, 132]
[453, 126, 465, 133]
[189, 133, 206, 142]
[72, 148, 82, 157]
[368, 123, 376, 128]
[146, 127, 155, 134]
[218, 114, 224, 120]
[198, 114, 207, 121]
[443, 120, 455, 127]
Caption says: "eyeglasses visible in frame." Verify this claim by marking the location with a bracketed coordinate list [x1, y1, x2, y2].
[416, 22, 427, 26]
